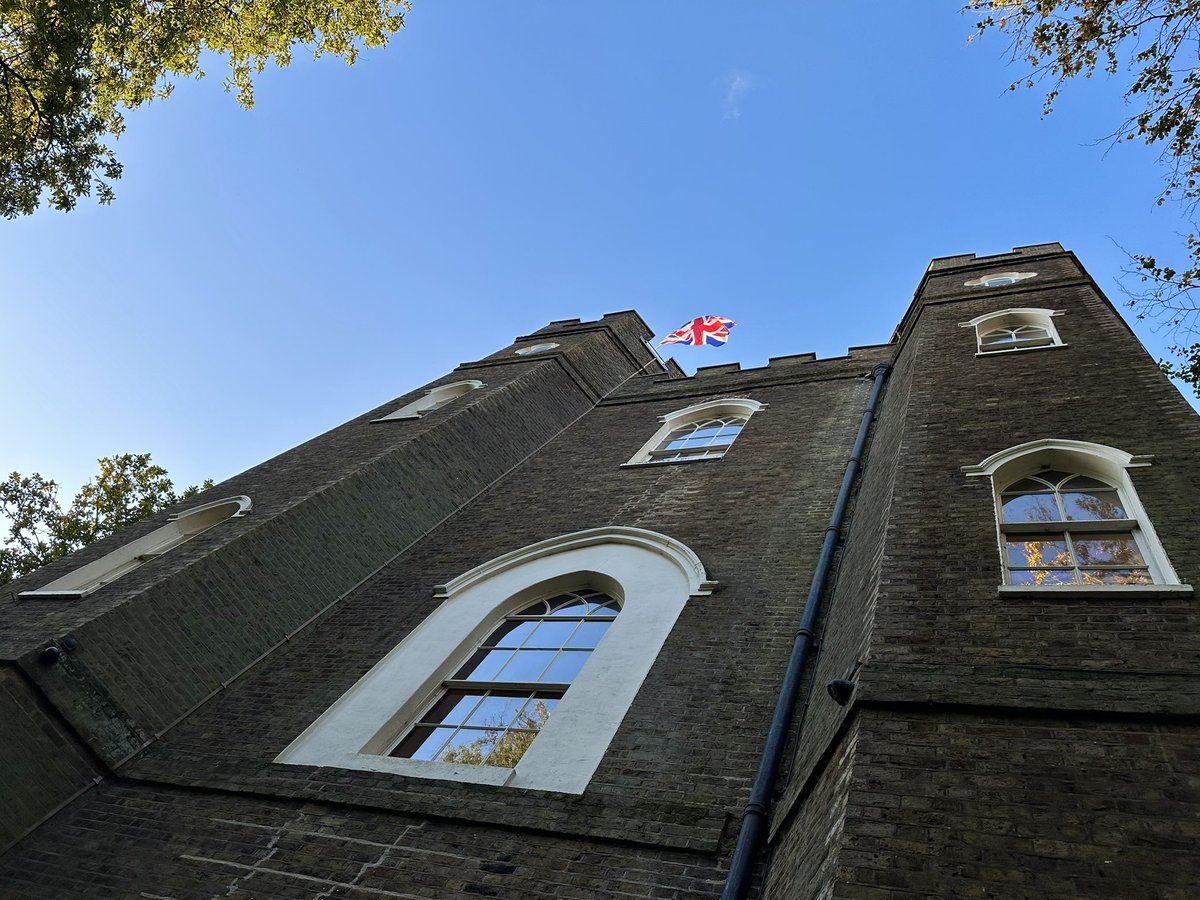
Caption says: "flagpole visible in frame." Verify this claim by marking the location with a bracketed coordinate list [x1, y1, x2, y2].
[642, 338, 671, 374]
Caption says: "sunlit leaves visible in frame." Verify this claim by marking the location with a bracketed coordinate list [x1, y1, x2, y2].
[0, 0, 409, 216]
[0, 453, 212, 585]
[967, 0, 1200, 396]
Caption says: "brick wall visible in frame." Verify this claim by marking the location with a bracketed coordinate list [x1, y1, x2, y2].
[837, 709, 1200, 899]
[0, 668, 102, 849]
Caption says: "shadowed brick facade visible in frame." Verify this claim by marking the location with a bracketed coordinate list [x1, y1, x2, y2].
[2, 243, 1198, 898]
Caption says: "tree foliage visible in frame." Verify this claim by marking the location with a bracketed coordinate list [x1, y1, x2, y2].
[0, 453, 212, 586]
[0, 0, 409, 217]
[968, 0, 1200, 395]
[438, 701, 552, 769]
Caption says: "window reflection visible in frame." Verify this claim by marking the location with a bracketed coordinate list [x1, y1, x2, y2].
[999, 470, 1150, 585]
[390, 591, 620, 767]
[650, 417, 747, 463]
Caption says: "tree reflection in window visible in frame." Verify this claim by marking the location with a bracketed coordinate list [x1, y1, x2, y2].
[999, 470, 1151, 585]
[389, 590, 620, 767]
[648, 416, 747, 463]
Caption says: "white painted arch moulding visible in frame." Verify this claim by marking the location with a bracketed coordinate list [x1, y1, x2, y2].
[962, 271, 1038, 288]
[276, 526, 718, 794]
[372, 379, 486, 422]
[168, 494, 253, 520]
[961, 439, 1154, 480]
[434, 525, 719, 599]
[655, 396, 766, 426]
[961, 307, 1062, 329]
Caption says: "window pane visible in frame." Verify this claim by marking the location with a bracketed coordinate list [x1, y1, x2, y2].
[476, 727, 538, 768]
[1073, 535, 1145, 566]
[420, 690, 486, 726]
[587, 598, 620, 615]
[1035, 471, 1073, 486]
[522, 620, 578, 649]
[455, 648, 513, 681]
[1006, 538, 1071, 568]
[981, 329, 1016, 345]
[516, 695, 559, 728]
[1009, 569, 1075, 585]
[514, 599, 550, 616]
[546, 597, 591, 617]
[1061, 491, 1127, 521]
[1012, 325, 1049, 338]
[1080, 568, 1153, 585]
[436, 728, 498, 765]
[566, 620, 612, 648]
[542, 650, 590, 683]
[463, 693, 532, 729]
[495, 649, 557, 682]
[1062, 475, 1108, 490]
[489, 620, 538, 648]
[391, 725, 454, 760]
[1001, 493, 1060, 523]
[1004, 477, 1050, 493]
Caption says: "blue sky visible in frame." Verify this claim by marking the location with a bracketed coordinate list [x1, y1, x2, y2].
[2, 4, 1196, 493]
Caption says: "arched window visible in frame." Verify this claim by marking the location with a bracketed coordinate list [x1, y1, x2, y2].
[19, 495, 252, 599]
[276, 526, 716, 793]
[625, 398, 765, 466]
[514, 342, 559, 355]
[963, 440, 1181, 589]
[389, 590, 621, 767]
[373, 380, 484, 422]
[963, 308, 1064, 355]
[963, 270, 1037, 288]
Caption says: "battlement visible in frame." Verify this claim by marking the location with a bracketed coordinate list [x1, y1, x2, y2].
[926, 242, 1066, 273]
[524, 309, 653, 341]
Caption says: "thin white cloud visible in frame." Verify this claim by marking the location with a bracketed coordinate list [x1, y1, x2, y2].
[723, 72, 752, 119]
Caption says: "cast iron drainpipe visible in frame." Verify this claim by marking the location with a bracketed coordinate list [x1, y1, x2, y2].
[721, 362, 891, 900]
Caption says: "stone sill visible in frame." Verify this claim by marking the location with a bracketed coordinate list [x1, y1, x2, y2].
[998, 583, 1193, 600]
[974, 343, 1068, 358]
[619, 457, 722, 469]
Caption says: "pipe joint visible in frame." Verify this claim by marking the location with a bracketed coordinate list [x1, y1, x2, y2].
[741, 801, 769, 820]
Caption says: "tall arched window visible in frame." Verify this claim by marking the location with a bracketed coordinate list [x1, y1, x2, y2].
[277, 527, 716, 793]
[625, 398, 765, 466]
[963, 440, 1182, 590]
[389, 590, 621, 766]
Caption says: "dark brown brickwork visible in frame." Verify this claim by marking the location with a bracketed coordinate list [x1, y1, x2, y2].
[2, 245, 1199, 898]
[0, 668, 102, 848]
[835, 710, 1200, 899]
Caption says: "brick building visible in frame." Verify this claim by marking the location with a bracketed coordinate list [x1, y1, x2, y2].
[2, 242, 1198, 898]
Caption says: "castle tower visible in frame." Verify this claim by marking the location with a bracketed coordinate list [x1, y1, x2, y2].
[2, 244, 1198, 898]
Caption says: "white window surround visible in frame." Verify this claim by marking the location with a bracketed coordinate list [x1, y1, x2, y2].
[623, 397, 766, 467]
[514, 343, 559, 356]
[19, 495, 252, 599]
[275, 526, 716, 794]
[372, 380, 485, 423]
[961, 308, 1065, 355]
[962, 440, 1188, 594]
[963, 271, 1038, 288]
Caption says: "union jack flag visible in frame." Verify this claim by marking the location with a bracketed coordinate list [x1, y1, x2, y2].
[658, 316, 738, 347]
